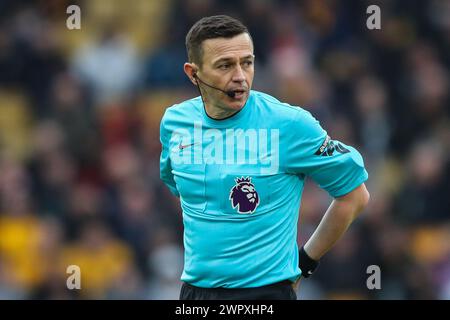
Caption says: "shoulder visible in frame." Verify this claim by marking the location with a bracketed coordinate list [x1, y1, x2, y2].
[162, 96, 202, 120]
[252, 90, 318, 125]
[160, 96, 202, 129]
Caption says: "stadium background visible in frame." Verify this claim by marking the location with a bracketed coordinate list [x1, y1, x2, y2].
[0, 0, 449, 299]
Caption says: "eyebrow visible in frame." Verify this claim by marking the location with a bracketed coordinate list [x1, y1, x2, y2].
[213, 54, 255, 65]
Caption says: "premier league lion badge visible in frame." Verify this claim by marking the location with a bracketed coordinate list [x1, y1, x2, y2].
[229, 176, 260, 214]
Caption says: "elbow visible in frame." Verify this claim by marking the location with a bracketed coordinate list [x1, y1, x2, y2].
[355, 184, 370, 216]
[336, 183, 370, 219]
[361, 186, 370, 208]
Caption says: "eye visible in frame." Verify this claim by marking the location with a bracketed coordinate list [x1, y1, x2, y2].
[242, 60, 253, 67]
[218, 64, 230, 70]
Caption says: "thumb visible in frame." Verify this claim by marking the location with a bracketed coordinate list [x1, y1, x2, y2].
[292, 276, 302, 291]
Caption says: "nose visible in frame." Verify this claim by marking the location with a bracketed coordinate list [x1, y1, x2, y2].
[231, 65, 245, 83]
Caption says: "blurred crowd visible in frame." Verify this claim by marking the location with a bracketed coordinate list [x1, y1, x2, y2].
[0, 0, 449, 300]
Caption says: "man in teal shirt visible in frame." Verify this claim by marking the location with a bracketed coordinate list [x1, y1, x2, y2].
[160, 15, 370, 300]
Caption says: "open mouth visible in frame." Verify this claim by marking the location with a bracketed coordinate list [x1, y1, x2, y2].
[231, 89, 246, 99]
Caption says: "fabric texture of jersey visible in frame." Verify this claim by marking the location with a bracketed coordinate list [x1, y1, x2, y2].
[160, 90, 368, 288]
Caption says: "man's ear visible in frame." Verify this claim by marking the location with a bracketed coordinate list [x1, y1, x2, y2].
[184, 62, 198, 86]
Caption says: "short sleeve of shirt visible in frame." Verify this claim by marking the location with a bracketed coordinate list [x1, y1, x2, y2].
[284, 109, 368, 197]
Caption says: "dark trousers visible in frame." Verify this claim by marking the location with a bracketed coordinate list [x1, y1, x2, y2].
[179, 280, 297, 300]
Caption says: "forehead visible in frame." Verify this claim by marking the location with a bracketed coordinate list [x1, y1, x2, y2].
[201, 33, 254, 64]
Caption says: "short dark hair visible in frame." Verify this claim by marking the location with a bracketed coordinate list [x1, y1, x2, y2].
[185, 15, 251, 66]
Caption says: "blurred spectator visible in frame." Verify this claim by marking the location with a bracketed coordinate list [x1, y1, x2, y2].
[394, 138, 449, 224]
[72, 26, 140, 106]
[147, 229, 184, 299]
[58, 219, 134, 299]
[142, 23, 189, 88]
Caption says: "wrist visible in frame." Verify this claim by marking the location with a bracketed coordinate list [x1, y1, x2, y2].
[299, 246, 319, 278]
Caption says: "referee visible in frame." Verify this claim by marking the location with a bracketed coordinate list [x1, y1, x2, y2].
[160, 15, 370, 300]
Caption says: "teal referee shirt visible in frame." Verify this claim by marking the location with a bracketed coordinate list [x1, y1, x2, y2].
[160, 90, 368, 288]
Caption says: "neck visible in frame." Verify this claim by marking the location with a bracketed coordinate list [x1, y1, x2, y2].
[204, 104, 241, 120]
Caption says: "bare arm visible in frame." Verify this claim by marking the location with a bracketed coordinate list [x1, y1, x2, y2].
[303, 183, 370, 260]
[293, 184, 369, 289]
